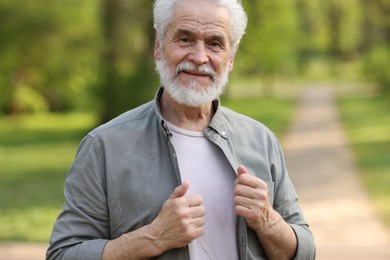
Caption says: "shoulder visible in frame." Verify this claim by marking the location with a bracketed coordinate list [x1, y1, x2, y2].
[88, 100, 156, 139]
[220, 106, 276, 138]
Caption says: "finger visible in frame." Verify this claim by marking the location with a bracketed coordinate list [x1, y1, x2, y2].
[235, 181, 268, 199]
[235, 165, 249, 185]
[186, 194, 203, 207]
[237, 165, 249, 176]
[192, 216, 206, 230]
[235, 183, 255, 198]
[235, 204, 262, 224]
[170, 182, 190, 199]
[235, 193, 262, 209]
[235, 204, 252, 216]
[236, 171, 267, 189]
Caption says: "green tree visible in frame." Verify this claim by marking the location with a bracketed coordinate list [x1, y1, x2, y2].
[360, 0, 390, 94]
[360, 0, 390, 51]
[236, 0, 299, 95]
[0, 0, 100, 114]
[324, 0, 362, 59]
[99, 0, 157, 123]
[240, 0, 299, 74]
[296, 0, 329, 59]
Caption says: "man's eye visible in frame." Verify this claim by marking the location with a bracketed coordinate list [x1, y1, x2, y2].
[209, 41, 222, 48]
[180, 38, 190, 43]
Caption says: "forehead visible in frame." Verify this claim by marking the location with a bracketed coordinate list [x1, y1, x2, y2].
[167, 0, 231, 38]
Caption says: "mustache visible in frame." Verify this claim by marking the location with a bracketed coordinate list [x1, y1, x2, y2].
[176, 62, 216, 80]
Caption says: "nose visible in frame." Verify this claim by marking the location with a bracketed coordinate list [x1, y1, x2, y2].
[188, 41, 209, 66]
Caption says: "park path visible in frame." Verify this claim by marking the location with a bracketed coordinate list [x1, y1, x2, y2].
[1, 85, 390, 259]
[0, 243, 47, 260]
[283, 85, 390, 259]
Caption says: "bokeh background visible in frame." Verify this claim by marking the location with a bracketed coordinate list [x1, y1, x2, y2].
[0, 0, 389, 246]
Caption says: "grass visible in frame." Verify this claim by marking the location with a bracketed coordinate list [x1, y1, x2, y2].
[0, 112, 97, 242]
[0, 98, 294, 242]
[338, 95, 390, 229]
[222, 98, 295, 137]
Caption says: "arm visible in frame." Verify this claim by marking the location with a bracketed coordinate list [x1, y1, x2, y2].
[234, 165, 297, 260]
[102, 182, 205, 260]
[48, 180, 204, 260]
[47, 134, 204, 260]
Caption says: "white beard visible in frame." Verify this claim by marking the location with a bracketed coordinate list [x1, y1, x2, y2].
[155, 55, 230, 107]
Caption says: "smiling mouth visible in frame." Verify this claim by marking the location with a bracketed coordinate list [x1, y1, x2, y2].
[183, 70, 208, 76]
[179, 70, 214, 80]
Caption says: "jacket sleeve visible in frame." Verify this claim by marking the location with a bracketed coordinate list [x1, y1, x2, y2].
[46, 134, 110, 260]
[271, 137, 316, 260]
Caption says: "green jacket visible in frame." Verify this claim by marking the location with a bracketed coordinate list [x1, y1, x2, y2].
[47, 87, 315, 260]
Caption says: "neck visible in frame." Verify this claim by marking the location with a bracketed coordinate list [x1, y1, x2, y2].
[160, 90, 214, 132]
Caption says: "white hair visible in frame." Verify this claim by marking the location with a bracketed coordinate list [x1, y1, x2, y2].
[153, 0, 247, 49]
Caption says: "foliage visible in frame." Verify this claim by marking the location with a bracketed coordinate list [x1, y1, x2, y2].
[99, 0, 158, 122]
[362, 45, 390, 94]
[0, 112, 97, 242]
[0, 0, 101, 114]
[359, 0, 390, 94]
[323, 0, 362, 58]
[296, 0, 329, 55]
[339, 95, 390, 229]
[360, 0, 390, 48]
[222, 98, 295, 137]
[238, 0, 299, 77]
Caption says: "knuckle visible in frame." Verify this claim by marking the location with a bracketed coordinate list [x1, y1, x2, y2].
[186, 228, 202, 240]
[199, 205, 206, 215]
[177, 208, 190, 219]
[172, 197, 184, 206]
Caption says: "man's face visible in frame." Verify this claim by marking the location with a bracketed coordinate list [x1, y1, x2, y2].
[155, 0, 235, 107]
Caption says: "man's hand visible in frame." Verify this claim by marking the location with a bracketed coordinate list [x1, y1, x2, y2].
[234, 165, 277, 231]
[148, 182, 205, 252]
[102, 182, 205, 260]
[234, 165, 297, 260]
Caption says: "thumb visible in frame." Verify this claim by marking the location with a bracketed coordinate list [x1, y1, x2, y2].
[237, 165, 249, 176]
[170, 181, 190, 199]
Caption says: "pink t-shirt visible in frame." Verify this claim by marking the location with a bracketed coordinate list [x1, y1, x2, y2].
[167, 121, 238, 260]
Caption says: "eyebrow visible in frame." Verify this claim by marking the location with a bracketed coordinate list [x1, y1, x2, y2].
[173, 28, 227, 44]
[173, 28, 195, 39]
[210, 34, 227, 45]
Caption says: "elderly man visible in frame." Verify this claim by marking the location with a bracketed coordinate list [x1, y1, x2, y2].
[47, 0, 315, 259]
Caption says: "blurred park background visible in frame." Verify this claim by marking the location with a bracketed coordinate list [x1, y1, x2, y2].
[0, 0, 389, 244]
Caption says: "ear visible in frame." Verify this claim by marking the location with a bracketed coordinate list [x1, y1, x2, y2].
[154, 32, 162, 60]
[228, 56, 235, 72]
[228, 47, 238, 72]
